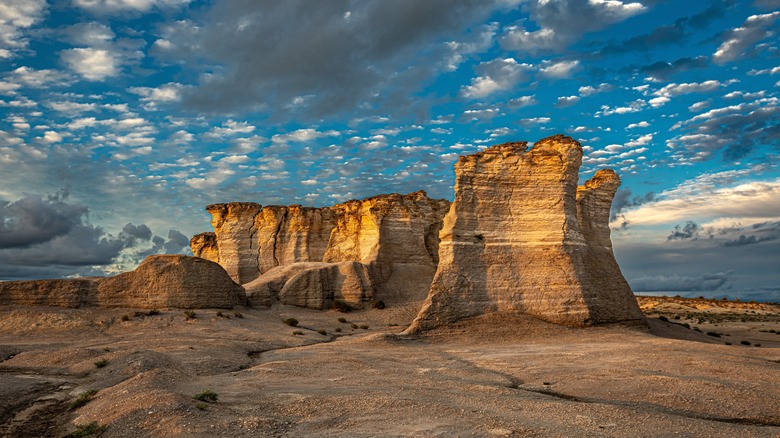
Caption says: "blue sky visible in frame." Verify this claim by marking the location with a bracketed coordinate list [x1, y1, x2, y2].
[1, 0, 779, 299]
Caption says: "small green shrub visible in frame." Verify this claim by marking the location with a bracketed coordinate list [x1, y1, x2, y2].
[121, 314, 130, 322]
[706, 331, 721, 337]
[133, 311, 145, 318]
[94, 359, 109, 368]
[64, 422, 107, 438]
[216, 311, 224, 318]
[193, 390, 218, 402]
[350, 323, 358, 330]
[70, 389, 99, 410]
[283, 318, 299, 327]
[195, 402, 208, 410]
[337, 317, 348, 323]
[360, 324, 369, 330]
[371, 300, 386, 310]
[754, 344, 761, 347]
[233, 312, 244, 318]
[741, 340, 751, 346]
[317, 329, 327, 336]
[332, 300, 352, 313]
[334, 327, 342, 333]
[725, 342, 732, 345]
[292, 330, 304, 335]
[146, 309, 160, 316]
[184, 310, 196, 320]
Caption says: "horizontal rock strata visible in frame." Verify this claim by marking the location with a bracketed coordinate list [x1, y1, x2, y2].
[192, 191, 450, 309]
[0, 255, 244, 310]
[406, 135, 644, 332]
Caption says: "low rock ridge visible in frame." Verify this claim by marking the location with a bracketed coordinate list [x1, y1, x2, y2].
[406, 134, 645, 332]
[0, 255, 244, 309]
[191, 191, 450, 309]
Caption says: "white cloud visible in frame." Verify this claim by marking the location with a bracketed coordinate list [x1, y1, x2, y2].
[539, 59, 580, 79]
[46, 101, 98, 113]
[40, 131, 63, 144]
[128, 82, 186, 109]
[271, 128, 339, 144]
[595, 99, 646, 116]
[713, 11, 780, 64]
[206, 120, 256, 138]
[6, 66, 70, 88]
[461, 58, 533, 99]
[688, 101, 710, 112]
[627, 121, 650, 129]
[61, 48, 119, 81]
[518, 117, 550, 127]
[654, 80, 726, 97]
[221, 154, 249, 164]
[648, 96, 670, 108]
[579, 83, 613, 96]
[555, 95, 580, 107]
[72, 0, 191, 14]
[0, 0, 47, 58]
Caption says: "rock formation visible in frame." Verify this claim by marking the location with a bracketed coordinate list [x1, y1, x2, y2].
[405, 135, 644, 332]
[0, 255, 244, 310]
[97, 255, 245, 309]
[0, 279, 97, 308]
[192, 191, 450, 309]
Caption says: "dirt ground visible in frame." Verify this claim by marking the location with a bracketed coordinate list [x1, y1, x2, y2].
[0, 296, 778, 437]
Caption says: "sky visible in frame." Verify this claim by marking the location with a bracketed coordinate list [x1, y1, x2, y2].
[0, 0, 779, 300]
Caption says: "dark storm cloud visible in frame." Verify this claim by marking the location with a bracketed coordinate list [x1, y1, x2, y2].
[610, 188, 655, 222]
[629, 272, 731, 292]
[157, 0, 501, 119]
[667, 221, 702, 241]
[0, 191, 87, 249]
[638, 56, 709, 80]
[722, 234, 778, 247]
[0, 192, 193, 280]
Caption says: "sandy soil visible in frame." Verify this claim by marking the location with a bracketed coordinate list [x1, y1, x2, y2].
[0, 297, 778, 437]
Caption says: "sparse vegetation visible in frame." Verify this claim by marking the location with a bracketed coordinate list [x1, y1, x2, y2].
[233, 312, 244, 318]
[70, 389, 99, 410]
[216, 311, 226, 318]
[706, 331, 721, 338]
[334, 327, 342, 333]
[184, 310, 197, 320]
[317, 329, 327, 336]
[725, 342, 732, 345]
[193, 390, 218, 402]
[283, 318, 299, 327]
[360, 324, 369, 330]
[371, 300, 386, 309]
[195, 402, 208, 410]
[146, 309, 160, 316]
[121, 314, 130, 322]
[741, 340, 751, 346]
[337, 317, 348, 323]
[94, 359, 109, 368]
[350, 323, 358, 330]
[292, 330, 304, 335]
[332, 299, 352, 313]
[64, 422, 107, 438]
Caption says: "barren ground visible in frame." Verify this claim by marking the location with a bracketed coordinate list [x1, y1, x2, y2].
[1, 296, 778, 437]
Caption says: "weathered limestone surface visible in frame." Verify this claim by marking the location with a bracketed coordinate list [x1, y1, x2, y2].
[97, 255, 245, 309]
[406, 135, 644, 332]
[206, 202, 262, 284]
[190, 232, 219, 263]
[0, 279, 98, 308]
[196, 191, 449, 308]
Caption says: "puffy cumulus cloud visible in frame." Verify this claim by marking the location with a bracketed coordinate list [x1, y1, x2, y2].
[5, 66, 71, 88]
[271, 128, 340, 144]
[500, 0, 646, 55]
[539, 59, 580, 79]
[555, 95, 580, 108]
[58, 22, 115, 47]
[204, 120, 256, 138]
[713, 11, 780, 64]
[128, 82, 188, 110]
[461, 58, 533, 98]
[578, 83, 614, 96]
[0, 191, 87, 249]
[72, 0, 191, 14]
[667, 221, 702, 241]
[518, 117, 550, 127]
[0, 0, 47, 58]
[60, 47, 119, 81]
[156, 0, 502, 119]
[653, 80, 728, 97]
[667, 96, 780, 161]
[629, 272, 731, 292]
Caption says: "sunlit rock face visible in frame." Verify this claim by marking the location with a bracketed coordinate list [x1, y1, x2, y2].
[406, 135, 645, 332]
[194, 191, 450, 309]
[97, 255, 245, 309]
[0, 279, 97, 308]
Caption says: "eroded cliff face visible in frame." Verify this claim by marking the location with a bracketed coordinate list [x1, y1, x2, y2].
[193, 191, 450, 309]
[406, 135, 644, 331]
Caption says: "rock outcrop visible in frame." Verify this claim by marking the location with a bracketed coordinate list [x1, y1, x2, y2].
[0, 279, 98, 308]
[406, 135, 644, 332]
[193, 191, 450, 309]
[0, 255, 244, 310]
[97, 255, 245, 309]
